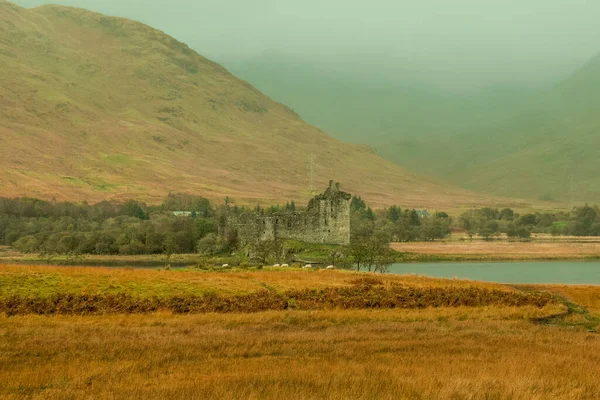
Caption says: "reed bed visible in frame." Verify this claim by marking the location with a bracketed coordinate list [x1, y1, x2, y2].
[0, 265, 598, 399]
[1, 309, 598, 400]
[0, 282, 554, 316]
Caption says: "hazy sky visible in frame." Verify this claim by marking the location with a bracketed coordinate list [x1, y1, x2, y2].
[13, 0, 600, 91]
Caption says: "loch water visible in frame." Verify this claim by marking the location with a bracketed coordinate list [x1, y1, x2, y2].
[388, 261, 600, 284]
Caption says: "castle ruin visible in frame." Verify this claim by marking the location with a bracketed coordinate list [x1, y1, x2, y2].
[226, 181, 351, 246]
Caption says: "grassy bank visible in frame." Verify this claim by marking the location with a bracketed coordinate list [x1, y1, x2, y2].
[0, 282, 553, 316]
[0, 264, 533, 298]
[5, 238, 600, 266]
[0, 264, 562, 317]
[393, 240, 600, 261]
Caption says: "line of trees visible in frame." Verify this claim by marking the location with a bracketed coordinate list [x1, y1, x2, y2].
[0, 195, 308, 259]
[0, 194, 449, 271]
[4, 194, 600, 265]
[344, 197, 452, 272]
[0, 195, 224, 256]
[350, 196, 452, 243]
[459, 206, 600, 240]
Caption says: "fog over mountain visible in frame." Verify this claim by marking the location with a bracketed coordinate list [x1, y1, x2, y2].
[3, 0, 512, 208]
[12, 0, 600, 92]
[10, 0, 600, 203]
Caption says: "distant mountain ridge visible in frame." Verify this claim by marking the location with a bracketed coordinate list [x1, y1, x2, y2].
[0, 1, 510, 208]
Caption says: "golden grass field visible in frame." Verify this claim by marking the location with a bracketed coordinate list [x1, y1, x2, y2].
[0, 264, 509, 297]
[392, 240, 600, 260]
[0, 264, 599, 399]
[3, 309, 599, 400]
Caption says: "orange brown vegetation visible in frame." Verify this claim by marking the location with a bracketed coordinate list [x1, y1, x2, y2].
[534, 285, 600, 314]
[0, 285, 553, 316]
[0, 265, 554, 315]
[1, 309, 599, 399]
[1, 264, 598, 399]
[392, 241, 600, 260]
[0, 264, 511, 297]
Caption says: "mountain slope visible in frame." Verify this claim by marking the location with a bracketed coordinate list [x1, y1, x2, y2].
[225, 51, 535, 146]
[372, 50, 600, 203]
[225, 50, 600, 203]
[224, 52, 558, 200]
[0, 1, 508, 208]
[394, 52, 600, 203]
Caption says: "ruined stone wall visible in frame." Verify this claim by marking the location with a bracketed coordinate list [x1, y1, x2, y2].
[228, 181, 351, 246]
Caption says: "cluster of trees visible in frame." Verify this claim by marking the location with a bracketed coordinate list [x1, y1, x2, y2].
[459, 205, 600, 239]
[6, 193, 600, 269]
[350, 197, 452, 243]
[0, 195, 224, 256]
[343, 197, 452, 272]
[0, 194, 305, 259]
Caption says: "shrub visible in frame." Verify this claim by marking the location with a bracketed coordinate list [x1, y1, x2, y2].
[197, 233, 218, 255]
[12, 235, 39, 253]
[0, 286, 554, 316]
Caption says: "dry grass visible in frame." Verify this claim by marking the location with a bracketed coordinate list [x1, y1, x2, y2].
[533, 285, 600, 315]
[0, 264, 515, 298]
[1, 309, 598, 400]
[0, 285, 554, 316]
[392, 241, 600, 260]
[1, 265, 556, 315]
[0, 264, 598, 398]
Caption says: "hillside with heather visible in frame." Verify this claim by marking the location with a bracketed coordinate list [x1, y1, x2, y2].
[0, 1, 515, 208]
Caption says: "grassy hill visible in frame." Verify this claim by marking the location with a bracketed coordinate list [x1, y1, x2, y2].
[0, 1, 513, 209]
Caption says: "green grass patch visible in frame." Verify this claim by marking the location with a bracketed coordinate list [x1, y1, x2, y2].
[0, 270, 243, 298]
[102, 154, 134, 166]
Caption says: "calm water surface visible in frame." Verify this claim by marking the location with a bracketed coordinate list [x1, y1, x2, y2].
[388, 261, 600, 284]
[9, 260, 600, 285]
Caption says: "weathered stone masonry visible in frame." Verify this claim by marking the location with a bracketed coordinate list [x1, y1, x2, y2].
[226, 181, 351, 246]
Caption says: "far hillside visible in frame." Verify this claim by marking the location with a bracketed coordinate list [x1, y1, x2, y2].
[225, 52, 535, 147]
[381, 52, 600, 203]
[0, 1, 512, 209]
[433, 52, 600, 203]
[226, 51, 600, 204]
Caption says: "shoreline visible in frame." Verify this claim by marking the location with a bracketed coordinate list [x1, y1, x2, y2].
[2, 252, 600, 267]
[396, 253, 600, 262]
[4, 238, 600, 266]
[392, 240, 600, 262]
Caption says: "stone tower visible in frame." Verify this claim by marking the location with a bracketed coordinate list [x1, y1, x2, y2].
[227, 181, 352, 246]
[301, 180, 351, 245]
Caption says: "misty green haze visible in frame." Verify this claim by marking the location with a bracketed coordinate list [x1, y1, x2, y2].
[10, 0, 600, 203]
[13, 0, 600, 90]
